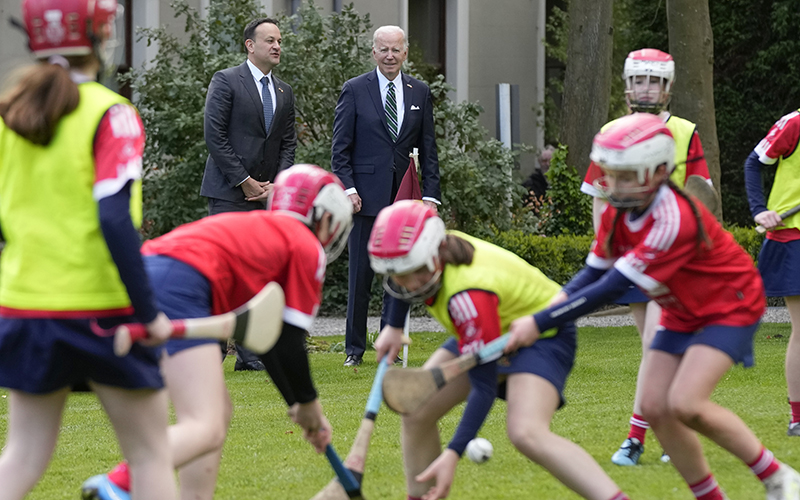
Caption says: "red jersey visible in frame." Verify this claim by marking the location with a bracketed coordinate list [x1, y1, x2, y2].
[93, 104, 145, 201]
[446, 290, 501, 354]
[142, 212, 326, 330]
[754, 110, 800, 165]
[589, 186, 765, 331]
[753, 110, 800, 242]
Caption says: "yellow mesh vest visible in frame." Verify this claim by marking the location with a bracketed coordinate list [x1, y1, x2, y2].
[601, 114, 695, 188]
[766, 112, 800, 231]
[0, 82, 141, 312]
[426, 232, 562, 340]
[664, 115, 696, 188]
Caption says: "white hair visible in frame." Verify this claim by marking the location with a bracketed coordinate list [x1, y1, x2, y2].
[373, 25, 408, 49]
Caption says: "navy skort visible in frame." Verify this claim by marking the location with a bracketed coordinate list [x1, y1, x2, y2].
[649, 321, 759, 367]
[441, 322, 577, 407]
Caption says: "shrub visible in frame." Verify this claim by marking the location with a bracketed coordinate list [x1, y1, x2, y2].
[534, 145, 593, 237]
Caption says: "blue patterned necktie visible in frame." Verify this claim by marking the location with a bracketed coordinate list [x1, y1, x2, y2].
[385, 81, 398, 142]
[262, 75, 273, 133]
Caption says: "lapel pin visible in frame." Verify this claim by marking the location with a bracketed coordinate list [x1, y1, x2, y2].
[278, 87, 284, 93]
[407, 83, 412, 88]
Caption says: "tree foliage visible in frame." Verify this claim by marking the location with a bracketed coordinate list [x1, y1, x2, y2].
[608, 0, 800, 225]
[127, 0, 535, 240]
[122, 0, 263, 238]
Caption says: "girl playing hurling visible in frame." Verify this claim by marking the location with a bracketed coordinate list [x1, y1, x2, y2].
[369, 201, 629, 500]
[508, 112, 800, 500]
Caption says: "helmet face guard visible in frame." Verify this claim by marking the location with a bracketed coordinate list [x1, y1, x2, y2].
[269, 164, 353, 262]
[593, 175, 658, 209]
[382, 270, 443, 303]
[623, 49, 675, 114]
[590, 113, 675, 209]
[312, 183, 353, 262]
[368, 200, 446, 301]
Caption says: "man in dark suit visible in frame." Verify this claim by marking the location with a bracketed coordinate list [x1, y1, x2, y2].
[332, 25, 441, 367]
[201, 17, 296, 215]
[201, 17, 296, 370]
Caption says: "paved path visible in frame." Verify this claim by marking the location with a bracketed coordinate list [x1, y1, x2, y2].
[310, 307, 791, 337]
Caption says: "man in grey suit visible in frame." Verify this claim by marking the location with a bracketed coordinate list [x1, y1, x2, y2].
[201, 17, 296, 215]
[201, 17, 296, 370]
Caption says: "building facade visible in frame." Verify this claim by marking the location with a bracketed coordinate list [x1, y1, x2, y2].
[0, 0, 547, 175]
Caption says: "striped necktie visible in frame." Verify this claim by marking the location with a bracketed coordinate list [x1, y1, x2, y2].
[262, 75, 273, 133]
[385, 81, 398, 142]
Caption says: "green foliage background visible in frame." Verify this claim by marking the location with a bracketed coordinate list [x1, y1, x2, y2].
[127, 0, 535, 241]
[545, 0, 800, 226]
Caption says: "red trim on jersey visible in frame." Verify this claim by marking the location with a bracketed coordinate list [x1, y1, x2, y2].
[766, 227, 800, 242]
[0, 305, 134, 319]
[93, 104, 145, 200]
[684, 131, 710, 179]
[449, 290, 501, 354]
[755, 111, 800, 163]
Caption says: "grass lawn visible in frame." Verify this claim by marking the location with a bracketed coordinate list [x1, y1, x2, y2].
[1, 322, 796, 499]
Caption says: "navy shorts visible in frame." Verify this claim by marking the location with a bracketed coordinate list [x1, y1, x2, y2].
[649, 321, 759, 367]
[144, 255, 217, 356]
[615, 285, 649, 305]
[0, 317, 163, 394]
[441, 322, 577, 407]
[758, 239, 800, 297]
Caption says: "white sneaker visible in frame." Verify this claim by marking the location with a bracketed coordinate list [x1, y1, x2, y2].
[788, 422, 800, 437]
[765, 463, 800, 500]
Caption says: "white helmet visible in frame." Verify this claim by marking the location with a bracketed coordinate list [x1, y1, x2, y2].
[368, 200, 446, 302]
[268, 164, 353, 262]
[623, 48, 675, 113]
[590, 113, 675, 208]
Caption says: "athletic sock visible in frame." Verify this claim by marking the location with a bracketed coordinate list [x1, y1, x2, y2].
[790, 401, 800, 424]
[608, 491, 630, 500]
[627, 413, 649, 444]
[689, 474, 725, 500]
[107, 461, 130, 492]
[748, 447, 780, 481]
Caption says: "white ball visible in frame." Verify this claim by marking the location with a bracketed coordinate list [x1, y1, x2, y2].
[465, 437, 493, 464]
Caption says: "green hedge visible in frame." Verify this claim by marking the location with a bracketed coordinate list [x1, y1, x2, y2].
[319, 226, 766, 316]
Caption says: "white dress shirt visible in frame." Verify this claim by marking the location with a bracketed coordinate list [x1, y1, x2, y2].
[246, 59, 276, 114]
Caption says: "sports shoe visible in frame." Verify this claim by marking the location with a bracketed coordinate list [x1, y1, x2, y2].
[81, 474, 130, 500]
[765, 463, 800, 500]
[611, 438, 644, 466]
[788, 422, 800, 437]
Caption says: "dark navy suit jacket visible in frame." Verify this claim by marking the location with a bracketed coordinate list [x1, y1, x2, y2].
[201, 61, 296, 203]
[331, 69, 440, 216]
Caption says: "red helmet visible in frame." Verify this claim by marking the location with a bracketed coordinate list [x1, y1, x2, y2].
[623, 48, 675, 113]
[590, 113, 675, 208]
[22, 0, 118, 59]
[269, 164, 353, 262]
[368, 200, 446, 301]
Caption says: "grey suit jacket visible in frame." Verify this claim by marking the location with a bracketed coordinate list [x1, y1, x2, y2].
[200, 61, 296, 203]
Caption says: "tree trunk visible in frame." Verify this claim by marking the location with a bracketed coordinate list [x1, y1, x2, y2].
[559, 0, 614, 177]
[667, 0, 722, 218]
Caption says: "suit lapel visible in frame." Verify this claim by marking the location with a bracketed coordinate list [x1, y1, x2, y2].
[239, 62, 266, 132]
[396, 73, 414, 142]
[366, 70, 393, 141]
